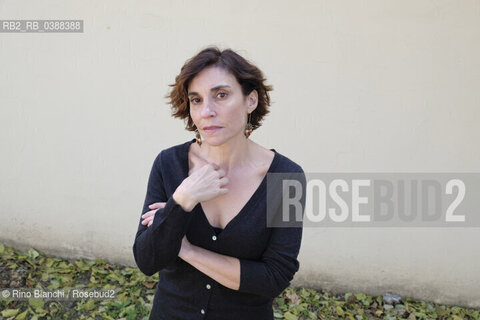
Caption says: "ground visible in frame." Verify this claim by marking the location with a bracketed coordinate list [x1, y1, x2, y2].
[0, 244, 478, 320]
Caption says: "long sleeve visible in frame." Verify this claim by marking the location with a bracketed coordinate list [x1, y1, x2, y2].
[238, 226, 302, 298]
[140, 141, 309, 319]
[237, 168, 306, 298]
[132, 151, 193, 276]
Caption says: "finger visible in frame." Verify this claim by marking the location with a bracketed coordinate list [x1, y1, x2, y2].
[216, 168, 226, 177]
[148, 203, 162, 210]
[149, 202, 166, 209]
[219, 176, 229, 186]
[209, 162, 220, 170]
[142, 208, 160, 219]
[218, 188, 229, 195]
[141, 211, 153, 219]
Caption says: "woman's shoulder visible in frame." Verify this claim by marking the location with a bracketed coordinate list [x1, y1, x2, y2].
[153, 139, 194, 167]
[271, 148, 305, 174]
[160, 139, 193, 156]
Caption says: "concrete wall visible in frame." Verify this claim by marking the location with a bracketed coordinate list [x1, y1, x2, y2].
[1, 0, 479, 308]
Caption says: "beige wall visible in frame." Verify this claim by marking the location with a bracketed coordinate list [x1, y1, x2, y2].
[1, 0, 479, 308]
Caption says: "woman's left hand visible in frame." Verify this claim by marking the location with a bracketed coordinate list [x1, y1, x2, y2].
[142, 202, 166, 227]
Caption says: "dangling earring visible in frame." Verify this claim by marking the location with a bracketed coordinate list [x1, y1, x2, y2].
[245, 113, 253, 138]
[195, 128, 202, 146]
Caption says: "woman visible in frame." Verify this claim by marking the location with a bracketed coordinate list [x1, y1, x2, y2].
[133, 47, 306, 320]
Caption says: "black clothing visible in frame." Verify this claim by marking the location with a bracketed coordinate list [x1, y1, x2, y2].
[133, 139, 305, 320]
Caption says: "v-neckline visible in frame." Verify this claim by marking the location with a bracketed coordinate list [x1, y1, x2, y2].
[182, 139, 279, 235]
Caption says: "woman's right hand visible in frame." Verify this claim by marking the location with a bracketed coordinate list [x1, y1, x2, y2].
[173, 163, 229, 212]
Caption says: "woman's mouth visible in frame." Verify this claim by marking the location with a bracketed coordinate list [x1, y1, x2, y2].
[203, 126, 222, 134]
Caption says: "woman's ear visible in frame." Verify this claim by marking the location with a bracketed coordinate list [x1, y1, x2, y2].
[247, 90, 258, 112]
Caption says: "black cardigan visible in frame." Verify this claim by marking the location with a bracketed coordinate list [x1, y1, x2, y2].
[133, 139, 306, 320]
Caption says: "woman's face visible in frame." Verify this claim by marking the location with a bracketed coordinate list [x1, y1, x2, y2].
[188, 66, 257, 146]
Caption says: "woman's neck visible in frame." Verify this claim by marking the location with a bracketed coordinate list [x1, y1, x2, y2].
[198, 135, 255, 174]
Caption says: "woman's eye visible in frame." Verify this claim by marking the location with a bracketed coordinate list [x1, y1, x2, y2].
[190, 98, 201, 104]
[217, 92, 227, 99]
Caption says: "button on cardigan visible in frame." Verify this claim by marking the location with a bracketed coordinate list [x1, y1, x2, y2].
[133, 139, 306, 320]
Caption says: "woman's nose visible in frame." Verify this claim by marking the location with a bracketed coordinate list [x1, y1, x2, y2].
[200, 98, 216, 117]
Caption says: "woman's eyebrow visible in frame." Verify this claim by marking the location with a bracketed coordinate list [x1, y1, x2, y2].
[188, 85, 231, 96]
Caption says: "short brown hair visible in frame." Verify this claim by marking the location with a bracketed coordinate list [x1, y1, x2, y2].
[166, 46, 273, 132]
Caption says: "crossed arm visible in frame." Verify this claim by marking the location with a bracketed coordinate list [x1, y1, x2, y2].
[178, 235, 241, 290]
[133, 153, 303, 298]
[142, 201, 241, 291]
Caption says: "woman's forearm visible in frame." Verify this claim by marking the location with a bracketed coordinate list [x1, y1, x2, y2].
[181, 243, 241, 291]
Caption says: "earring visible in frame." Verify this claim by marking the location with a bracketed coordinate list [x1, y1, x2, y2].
[195, 128, 202, 146]
[245, 113, 253, 138]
